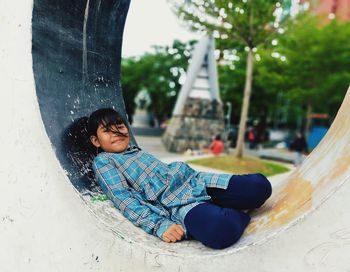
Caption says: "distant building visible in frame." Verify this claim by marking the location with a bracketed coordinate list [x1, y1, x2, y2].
[302, 0, 350, 21]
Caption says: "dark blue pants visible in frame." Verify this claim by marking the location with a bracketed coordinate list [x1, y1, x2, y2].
[184, 174, 272, 249]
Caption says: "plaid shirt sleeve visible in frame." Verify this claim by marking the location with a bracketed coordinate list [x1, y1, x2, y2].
[92, 154, 174, 239]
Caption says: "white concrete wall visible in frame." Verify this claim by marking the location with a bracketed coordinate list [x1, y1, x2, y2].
[1, 1, 349, 271]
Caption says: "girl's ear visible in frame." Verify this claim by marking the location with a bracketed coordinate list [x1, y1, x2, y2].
[90, 135, 101, 148]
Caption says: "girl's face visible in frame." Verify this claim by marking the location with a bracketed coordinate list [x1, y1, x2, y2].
[90, 123, 130, 153]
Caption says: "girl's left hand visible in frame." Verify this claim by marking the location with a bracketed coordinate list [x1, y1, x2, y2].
[162, 224, 185, 243]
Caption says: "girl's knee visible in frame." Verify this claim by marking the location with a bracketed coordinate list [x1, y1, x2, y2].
[203, 211, 251, 249]
[252, 174, 272, 207]
[256, 174, 272, 199]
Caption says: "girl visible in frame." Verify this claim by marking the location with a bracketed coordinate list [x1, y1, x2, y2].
[88, 108, 272, 249]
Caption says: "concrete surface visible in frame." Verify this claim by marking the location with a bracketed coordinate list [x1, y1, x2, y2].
[1, 1, 350, 272]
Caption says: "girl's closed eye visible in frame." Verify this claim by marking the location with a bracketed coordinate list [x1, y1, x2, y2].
[88, 108, 130, 153]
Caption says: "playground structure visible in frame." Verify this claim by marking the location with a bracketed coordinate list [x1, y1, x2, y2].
[1, 0, 350, 271]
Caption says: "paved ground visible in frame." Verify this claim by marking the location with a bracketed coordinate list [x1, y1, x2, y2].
[135, 135, 296, 182]
[134, 135, 182, 160]
[135, 134, 297, 163]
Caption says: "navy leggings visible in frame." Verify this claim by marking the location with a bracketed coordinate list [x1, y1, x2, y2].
[184, 174, 272, 249]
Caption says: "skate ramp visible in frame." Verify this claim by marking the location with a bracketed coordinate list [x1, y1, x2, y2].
[1, 0, 350, 271]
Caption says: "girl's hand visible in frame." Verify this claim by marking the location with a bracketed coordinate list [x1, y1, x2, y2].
[162, 224, 185, 243]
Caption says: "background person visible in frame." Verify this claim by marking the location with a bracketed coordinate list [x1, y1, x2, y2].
[289, 132, 308, 166]
[209, 134, 225, 155]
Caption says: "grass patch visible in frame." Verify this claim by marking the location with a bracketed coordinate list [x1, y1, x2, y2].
[187, 155, 290, 177]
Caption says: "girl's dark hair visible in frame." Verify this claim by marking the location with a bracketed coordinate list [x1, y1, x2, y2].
[87, 108, 128, 137]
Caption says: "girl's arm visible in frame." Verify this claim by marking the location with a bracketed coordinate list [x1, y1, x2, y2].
[92, 155, 175, 239]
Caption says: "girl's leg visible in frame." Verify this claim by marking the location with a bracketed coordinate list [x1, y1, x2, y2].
[206, 173, 272, 210]
[184, 203, 251, 249]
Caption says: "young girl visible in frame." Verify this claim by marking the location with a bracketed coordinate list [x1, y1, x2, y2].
[88, 108, 272, 249]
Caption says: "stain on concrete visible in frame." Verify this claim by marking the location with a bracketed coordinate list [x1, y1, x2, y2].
[246, 174, 313, 234]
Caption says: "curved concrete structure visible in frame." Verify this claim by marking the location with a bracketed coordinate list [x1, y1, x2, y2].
[1, 1, 350, 271]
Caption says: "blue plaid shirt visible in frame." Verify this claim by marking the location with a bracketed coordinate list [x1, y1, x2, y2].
[92, 146, 232, 239]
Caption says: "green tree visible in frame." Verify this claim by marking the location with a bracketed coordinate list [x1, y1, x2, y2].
[122, 40, 195, 125]
[122, 57, 142, 123]
[169, 0, 291, 157]
[270, 14, 350, 132]
[216, 41, 283, 128]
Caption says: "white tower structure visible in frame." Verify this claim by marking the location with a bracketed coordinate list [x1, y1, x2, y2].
[173, 36, 221, 114]
[163, 36, 225, 152]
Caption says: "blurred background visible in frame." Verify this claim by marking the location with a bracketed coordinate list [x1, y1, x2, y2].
[119, 0, 349, 170]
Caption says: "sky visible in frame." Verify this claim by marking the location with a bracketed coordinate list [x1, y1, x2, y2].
[122, 0, 200, 57]
[122, 0, 302, 57]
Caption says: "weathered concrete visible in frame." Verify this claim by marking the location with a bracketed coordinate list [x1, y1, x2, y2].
[1, 1, 350, 271]
[31, 0, 134, 194]
[163, 98, 225, 152]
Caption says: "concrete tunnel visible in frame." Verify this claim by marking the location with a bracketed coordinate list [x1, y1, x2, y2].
[1, 0, 350, 271]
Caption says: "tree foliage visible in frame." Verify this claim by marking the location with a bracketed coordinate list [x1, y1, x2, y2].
[263, 14, 350, 129]
[168, 0, 290, 157]
[216, 13, 350, 130]
[121, 40, 195, 125]
[121, 12, 350, 138]
[168, 0, 285, 47]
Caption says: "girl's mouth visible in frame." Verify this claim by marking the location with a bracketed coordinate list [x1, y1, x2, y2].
[111, 139, 123, 144]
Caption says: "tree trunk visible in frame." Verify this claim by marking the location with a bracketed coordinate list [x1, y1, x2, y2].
[235, 48, 254, 158]
[305, 101, 313, 137]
